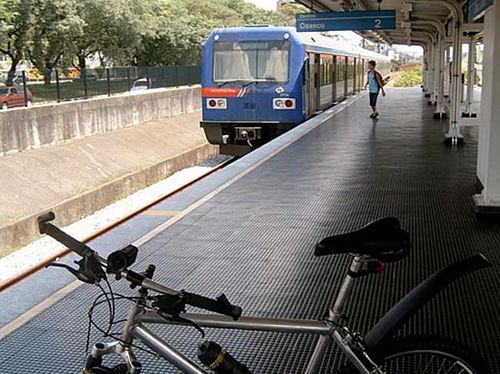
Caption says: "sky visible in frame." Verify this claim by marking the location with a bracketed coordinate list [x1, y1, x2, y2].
[244, 0, 278, 11]
[244, 0, 423, 55]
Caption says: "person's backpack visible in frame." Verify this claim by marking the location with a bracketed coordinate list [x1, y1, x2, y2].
[369, 71, 390, 88]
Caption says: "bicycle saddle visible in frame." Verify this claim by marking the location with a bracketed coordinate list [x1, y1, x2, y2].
[315, 217, 411, 262]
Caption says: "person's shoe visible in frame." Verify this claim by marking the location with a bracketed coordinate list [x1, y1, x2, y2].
[374, 112, 380, 118]
[369, 113, 375, 118]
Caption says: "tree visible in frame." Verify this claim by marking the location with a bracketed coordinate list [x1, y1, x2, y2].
[73, 0, 156, 70]
[0, 0, 32, 85]
[25, 0, 84, 85]
[136, 0, 302, 67]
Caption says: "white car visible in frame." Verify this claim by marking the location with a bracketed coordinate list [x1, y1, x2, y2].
[130, 78, 149, 91]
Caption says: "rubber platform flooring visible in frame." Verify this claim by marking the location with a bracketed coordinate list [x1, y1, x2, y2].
[1, 88, 499, 373]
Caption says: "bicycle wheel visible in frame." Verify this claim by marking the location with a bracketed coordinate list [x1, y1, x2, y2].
[376, 336, 490, 374]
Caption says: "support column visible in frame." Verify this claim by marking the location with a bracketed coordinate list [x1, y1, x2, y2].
[434, 34, 447, 118]
[463, 36, 477, 117]
[445, 16, 464, 145]
[426, 43, 435, 101]
[444, 47, 450, 97]
[474, 3, 500, 214]
[422, 48, 429, 93]
[433, 40, 440, 105]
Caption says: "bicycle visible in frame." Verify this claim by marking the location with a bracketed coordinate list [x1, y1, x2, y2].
[37, 212, 492, 374]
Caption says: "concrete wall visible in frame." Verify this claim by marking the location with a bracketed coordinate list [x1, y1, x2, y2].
[0, 86, 201, 155]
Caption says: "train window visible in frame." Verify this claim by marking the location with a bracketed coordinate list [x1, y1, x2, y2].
[336, 58, 345, 82]
[213, 40, 290, 83]
[320, 56, 334, 86]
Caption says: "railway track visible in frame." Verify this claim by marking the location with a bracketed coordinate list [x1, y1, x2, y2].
[0, 156, 234, 293]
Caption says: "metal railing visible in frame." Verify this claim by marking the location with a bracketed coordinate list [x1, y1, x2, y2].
[1, 66, 200, 108]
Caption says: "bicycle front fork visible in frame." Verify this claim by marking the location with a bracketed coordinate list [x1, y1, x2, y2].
[83, 340, 142, 374]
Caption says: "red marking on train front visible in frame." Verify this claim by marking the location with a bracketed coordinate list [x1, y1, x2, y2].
[202, 87, 241, 97]
[202, 87, 250, 98]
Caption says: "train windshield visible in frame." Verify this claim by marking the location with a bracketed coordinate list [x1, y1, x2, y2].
[213, 40, 289, 83]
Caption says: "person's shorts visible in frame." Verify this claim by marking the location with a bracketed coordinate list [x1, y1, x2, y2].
[369, 92, 379, 107]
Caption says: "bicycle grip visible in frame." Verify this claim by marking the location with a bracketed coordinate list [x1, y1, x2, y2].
[184, 292, 242, 320]
[38, 211, 56, 234]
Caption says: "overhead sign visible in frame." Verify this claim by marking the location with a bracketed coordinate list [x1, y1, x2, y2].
[296, 10, 396, 32]
[467, 0, 494, 22]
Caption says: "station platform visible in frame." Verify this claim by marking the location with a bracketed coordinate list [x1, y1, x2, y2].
[0, 88, 499, 373]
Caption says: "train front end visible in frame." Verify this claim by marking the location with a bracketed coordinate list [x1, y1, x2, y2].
[201, 27, 305, 156]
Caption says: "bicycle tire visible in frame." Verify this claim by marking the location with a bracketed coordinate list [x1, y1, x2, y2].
[374, 335, 490, 374]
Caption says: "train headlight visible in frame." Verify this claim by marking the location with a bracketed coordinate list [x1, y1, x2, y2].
[206, 98, 227, 109]
[273, 98, 295, 110]
[284, 33, 290, 40]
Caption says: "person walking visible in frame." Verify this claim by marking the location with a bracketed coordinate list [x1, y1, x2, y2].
[364, 60, 386, 118]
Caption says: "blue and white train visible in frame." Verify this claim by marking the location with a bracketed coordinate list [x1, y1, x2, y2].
[200, 26, 391, 155]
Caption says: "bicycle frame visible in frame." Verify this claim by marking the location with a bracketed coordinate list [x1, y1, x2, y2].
[89, 256, 376, 374]
[87, 251, 492, 374]
[37, 213, 491, 374]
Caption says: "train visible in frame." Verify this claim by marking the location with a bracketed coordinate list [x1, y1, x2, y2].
[200, 26, 391, 155]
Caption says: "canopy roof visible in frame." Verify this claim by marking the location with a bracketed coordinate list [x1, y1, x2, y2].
[294, 0, 484, 47]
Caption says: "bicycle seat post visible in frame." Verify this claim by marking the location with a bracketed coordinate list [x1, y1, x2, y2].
[329, 255, 363, 324]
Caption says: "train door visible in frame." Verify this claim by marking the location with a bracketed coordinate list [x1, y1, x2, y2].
[315, 53, 321, 112]
[344, 57, 349, 98]
[307, 52, 317, 116]
[336, 56, 345, 101]
[303, 56, 310, 117]
[359, 58, 364, 91]
[353, 58, 357, 94]
[304, 53, 315, 117]
[332, 55, 337, 102]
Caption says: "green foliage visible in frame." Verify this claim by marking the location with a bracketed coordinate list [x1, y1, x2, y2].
[393, 65, 423, 87]
[0, 0, 32, 83]
[73, 0, 157, 68]
[136, 0, 301, 66]
[26, 0, 85, 84]
[0, 0, 304, 76]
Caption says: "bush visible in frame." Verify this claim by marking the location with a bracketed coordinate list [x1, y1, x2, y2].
[393, 66, 422, 87]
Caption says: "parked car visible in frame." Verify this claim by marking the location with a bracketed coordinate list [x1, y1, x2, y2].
[130, 78, 150, 91]
[12, 73, 29, 85]
[0, 86, 33, 109]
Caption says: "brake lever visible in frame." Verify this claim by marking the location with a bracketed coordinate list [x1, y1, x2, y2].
[46, 250, 106, 284]
[46, 263, 79, 278]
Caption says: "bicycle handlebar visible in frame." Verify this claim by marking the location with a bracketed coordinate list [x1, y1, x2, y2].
[37, 212, 243, 319]
[184, 292, 242, 320]
[38, 212, 97, 259]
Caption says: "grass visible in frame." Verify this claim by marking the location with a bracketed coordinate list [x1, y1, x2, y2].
[27, 79, 131, 103]
[393, 65, 423, 88]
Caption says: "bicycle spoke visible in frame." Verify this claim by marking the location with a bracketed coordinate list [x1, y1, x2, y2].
[420, 354, 436, 374]
[381, 351, 476, 374]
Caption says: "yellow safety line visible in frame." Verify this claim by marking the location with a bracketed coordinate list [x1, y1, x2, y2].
[0, 280, 81, 339]
[0, 92, 366, 340]
[140, 210, 180, 216]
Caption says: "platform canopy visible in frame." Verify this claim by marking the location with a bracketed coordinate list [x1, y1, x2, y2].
[294, 0, 486, 46]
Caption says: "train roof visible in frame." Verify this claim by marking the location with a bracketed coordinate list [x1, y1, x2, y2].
[208, 26, 391, 61]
